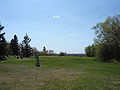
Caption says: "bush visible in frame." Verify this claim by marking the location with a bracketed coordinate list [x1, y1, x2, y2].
[59, 52, 66, 56]
[96, 44, 113, 62]
[85, 45, 96, 57]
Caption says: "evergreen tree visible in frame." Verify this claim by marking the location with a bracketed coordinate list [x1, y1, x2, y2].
[43, 46, 46, 52]
[0, 24, 7, 60]
[10, 35, 19, 58]
[22, 33, 32, 57]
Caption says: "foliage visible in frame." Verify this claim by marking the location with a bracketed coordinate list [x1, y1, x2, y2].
[0, 23, 34, 59]
[43, 46, 46, 52]
[31, 47, 39, 56]
[0, 25, 7, 60]
[39, 51, 48, 56]
[40, 46, 48, 55]
[21, 33, 32, 57]
[6, 43, 11, 56]
[10, 35, 19, 58]
[59, 52, 66, 56]
[93, 15, 120, 62]
[85, 45, 96, 57]
[96, 44, 113, 62]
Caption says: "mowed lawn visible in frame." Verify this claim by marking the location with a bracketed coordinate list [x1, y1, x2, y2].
[0, 56, 120, 90]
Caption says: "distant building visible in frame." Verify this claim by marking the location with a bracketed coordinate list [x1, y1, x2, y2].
[48, 50, 54, 54]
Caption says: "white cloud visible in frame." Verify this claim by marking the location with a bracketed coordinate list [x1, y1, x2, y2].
[52, 15, 60, 19]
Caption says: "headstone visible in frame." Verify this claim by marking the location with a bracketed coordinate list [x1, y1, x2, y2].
[35, 54, 40, 67]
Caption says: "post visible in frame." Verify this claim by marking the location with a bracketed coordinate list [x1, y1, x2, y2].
[35, 53, 40, 67]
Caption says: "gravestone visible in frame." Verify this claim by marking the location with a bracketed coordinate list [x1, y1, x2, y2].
[35, 54, 40, 67]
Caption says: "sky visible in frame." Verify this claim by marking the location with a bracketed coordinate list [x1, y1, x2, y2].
[0, 0, 120, 54]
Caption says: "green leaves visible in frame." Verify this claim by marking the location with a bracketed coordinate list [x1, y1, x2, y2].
[93, 15, 120, 62]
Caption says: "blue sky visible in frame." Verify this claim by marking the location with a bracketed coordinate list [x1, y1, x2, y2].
[1, 0, 120, 53]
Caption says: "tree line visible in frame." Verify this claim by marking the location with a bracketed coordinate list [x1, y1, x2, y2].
[0, 25, 35, 60]
[85, 15, 120, 62]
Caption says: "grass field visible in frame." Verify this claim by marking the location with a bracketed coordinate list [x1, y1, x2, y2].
[0, 56, 120, 90]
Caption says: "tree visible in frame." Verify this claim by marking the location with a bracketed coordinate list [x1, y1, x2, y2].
[30, 47, 38, 56]
[6, 43, 11, 56]
[22, 33, 32, 57]
[96, 43, 113, 62]
[0, 24, 7, 60]
[59, 52, 66, 56]
[92, 15, 120, 62]
[85, 45, 96, 57]
[43, 46, 46, 52]
[10, 35, 19, 58]
[40, 46, 48, 55]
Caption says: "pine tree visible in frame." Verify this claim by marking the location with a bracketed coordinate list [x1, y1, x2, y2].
[22, 33, 32, 57]
[10, 35, 19, 58]
[0, 24, 7, 60]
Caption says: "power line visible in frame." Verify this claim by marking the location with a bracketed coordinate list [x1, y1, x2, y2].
[58, 6, 120, 41]
[52, 0, 98, 35]
[53, 0, 111, 37]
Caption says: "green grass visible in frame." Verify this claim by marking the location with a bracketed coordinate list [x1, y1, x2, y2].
[0, 56, 120, 90]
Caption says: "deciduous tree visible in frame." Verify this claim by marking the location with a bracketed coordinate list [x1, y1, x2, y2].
[93, 15, 120, 62]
